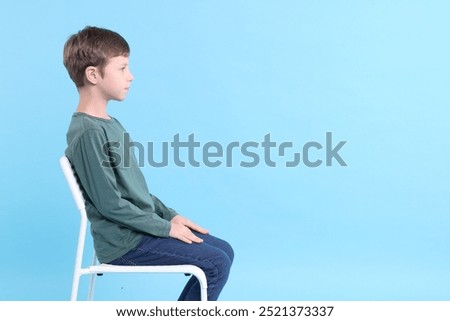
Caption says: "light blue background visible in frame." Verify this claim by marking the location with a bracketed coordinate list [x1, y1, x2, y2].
[1, 0, 449, 300]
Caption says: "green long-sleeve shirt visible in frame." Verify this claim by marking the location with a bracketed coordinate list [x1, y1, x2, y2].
[65, 112, 177, 263]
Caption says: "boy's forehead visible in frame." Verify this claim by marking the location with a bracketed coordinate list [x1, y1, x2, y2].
[108, 55, 129, 65]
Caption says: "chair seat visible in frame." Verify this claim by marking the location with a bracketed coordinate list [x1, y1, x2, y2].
[85, 264, 206, 277]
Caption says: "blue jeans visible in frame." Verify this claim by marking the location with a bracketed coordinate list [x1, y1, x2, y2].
[109, 232, 234, 301]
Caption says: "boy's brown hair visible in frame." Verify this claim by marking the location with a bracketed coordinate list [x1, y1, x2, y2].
[63, 26, 130, 88]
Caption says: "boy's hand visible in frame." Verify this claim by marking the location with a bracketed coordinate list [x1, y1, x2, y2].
[169, 215, 209, 244]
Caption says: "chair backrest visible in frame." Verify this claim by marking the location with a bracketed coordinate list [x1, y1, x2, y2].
[60, 155, 90, 283]
[60, 156, 86, 212]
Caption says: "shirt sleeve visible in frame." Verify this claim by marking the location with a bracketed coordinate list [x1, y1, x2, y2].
[150, 194, 179, 221]
[70, 128, 172, 237]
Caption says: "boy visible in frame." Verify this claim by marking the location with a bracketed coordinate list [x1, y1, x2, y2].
[63, 26, 233, 301]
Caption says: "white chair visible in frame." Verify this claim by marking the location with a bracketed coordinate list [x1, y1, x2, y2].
[59, 156, 208, 301]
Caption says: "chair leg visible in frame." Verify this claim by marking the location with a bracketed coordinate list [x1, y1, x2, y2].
[191, 269, 208, 301]
[87, 273, 97, 301]
[70, 270, 81, 301]
[87, 253, 99, 300]
[200, 286, 208, 301]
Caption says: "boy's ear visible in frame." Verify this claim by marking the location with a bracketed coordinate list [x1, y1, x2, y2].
[84, 66, 99, 85]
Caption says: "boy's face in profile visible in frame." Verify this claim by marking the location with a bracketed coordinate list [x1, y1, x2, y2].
[96, 55, 133, 101]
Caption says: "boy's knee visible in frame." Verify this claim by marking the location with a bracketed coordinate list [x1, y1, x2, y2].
[223, 241, 234, 264]
[213, 237, 234, 264]
[207, 250, 233, 278]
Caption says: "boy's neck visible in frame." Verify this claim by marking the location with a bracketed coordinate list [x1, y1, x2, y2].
[76, 87, 111, 119]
